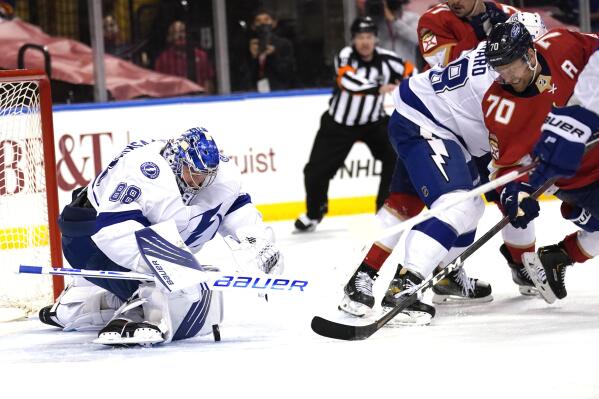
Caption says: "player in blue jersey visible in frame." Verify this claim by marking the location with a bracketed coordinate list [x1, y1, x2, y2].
[38, 127, 283, 346]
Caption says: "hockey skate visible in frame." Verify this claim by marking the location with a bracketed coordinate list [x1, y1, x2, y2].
[432, 267, 492, 304]
[339, 263, 377, 317]
[294, 214, 321, 232]
[499, 244, 538, 296]
[381, 267, 435, 326]
[522, 243, 573, 304]
[94, 318, 164, 347]
[39, 305, 63, 328]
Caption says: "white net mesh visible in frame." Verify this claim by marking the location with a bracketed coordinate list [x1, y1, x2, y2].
[0, 80, 53, 319]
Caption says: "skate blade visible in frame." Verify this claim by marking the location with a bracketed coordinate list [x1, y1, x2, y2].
[522, 253, 557, 304]
[337, 295, 371, 317]
[382, 307, 432, 327]
[518, 285, 539, 296]
[94, 336, 164, 347]
[94, 331, 164, 347]
[432, 294, 493, 305]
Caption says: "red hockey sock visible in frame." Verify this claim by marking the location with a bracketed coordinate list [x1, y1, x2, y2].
[506, 243, 536, 266]
[384, 192, 424, 220]
[363, 243, 391, 272]
[562, 232, 592, 264]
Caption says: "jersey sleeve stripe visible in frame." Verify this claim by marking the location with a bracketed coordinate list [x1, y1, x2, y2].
[225, 193, 253, 216]
[96, 210, 151, 231]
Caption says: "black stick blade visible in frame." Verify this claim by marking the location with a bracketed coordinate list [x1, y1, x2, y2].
[311, 316, 377, 341]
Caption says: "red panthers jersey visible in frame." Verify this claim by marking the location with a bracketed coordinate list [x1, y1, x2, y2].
[483, 29, 599, 190]
[418, 1, 517, 68]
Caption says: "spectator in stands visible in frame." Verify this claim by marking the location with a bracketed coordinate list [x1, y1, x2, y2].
[103, 14, 122, 56]
[365, 0, 420, 65]
[0, 0, 14, 20]
[154, 20, 215, 94]
[239, 8, 296, 92]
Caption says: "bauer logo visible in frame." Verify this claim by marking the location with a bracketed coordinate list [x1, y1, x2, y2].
[140, 162, 160, 179]
[212, 276, 308, 291]
[151, 260, 174, 288]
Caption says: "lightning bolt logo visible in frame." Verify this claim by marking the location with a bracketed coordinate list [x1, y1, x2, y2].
[428, 139, 450, 182]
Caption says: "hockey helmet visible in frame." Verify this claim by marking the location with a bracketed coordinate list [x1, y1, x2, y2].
[506, 11, 547, 41]
[350, 16, 378, 37]
[163, 127, 220, 194]
[485, 21, 533, 68]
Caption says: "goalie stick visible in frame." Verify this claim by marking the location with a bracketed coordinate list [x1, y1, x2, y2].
[18, 265, 309, 294]
[311, 165, 557, 341]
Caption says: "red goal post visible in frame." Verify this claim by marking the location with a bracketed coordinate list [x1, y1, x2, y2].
[0, 69, 63, 318]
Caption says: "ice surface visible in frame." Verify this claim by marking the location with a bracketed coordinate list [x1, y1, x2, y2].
[1, 200, 598, 399]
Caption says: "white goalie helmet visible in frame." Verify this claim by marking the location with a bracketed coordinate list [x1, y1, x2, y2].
[507, 11, 548, 41]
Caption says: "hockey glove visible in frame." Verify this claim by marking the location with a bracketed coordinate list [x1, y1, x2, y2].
[530, 105, 599, 188]
[469, 3, 508, 40]
[224, 235, 284, 275]
[500, 181, 540, 229]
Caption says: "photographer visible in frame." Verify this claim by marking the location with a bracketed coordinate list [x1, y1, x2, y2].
[239, 8, 296, 92]
[366, 0, 420, 65]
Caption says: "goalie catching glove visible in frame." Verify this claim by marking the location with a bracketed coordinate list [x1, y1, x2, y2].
[224, 225, 284, 275]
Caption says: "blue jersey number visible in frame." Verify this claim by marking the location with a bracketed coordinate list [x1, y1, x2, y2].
[109, 183, 141, 204]
[429, 58, 469, 94]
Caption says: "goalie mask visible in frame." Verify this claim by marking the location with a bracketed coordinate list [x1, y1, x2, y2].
[162, 127, 220, 195]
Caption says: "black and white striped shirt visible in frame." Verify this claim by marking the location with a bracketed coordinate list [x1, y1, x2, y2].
[328, 46, 410, 126]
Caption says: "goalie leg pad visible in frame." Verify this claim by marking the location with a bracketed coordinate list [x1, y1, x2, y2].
[171, 290, 224, 341]
[96, 279, 225, 346]
[42, 279, 122, 331]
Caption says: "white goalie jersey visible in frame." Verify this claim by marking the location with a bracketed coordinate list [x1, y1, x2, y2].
[392, 41, 493, 158]
[87, 140, 264, 273]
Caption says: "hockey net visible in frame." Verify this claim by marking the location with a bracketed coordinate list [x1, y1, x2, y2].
[0, 70, 63, 321]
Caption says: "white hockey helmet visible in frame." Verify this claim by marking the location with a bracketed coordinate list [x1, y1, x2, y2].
[507, 11, 547, 41]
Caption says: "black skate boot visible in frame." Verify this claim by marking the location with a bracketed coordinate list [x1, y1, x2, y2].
[499, 244, 538, 296]
[94, 318, 164, 347]
[38, 305, 63, 328]
[381, 266, 435, 326]
[432, 267, 493, 304]
[522, 242, 573, 304]
[339, 262, 378, 317]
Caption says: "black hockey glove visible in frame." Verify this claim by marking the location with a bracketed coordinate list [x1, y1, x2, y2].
[469, 2, 509, 41]
[500, 181, 540, 229]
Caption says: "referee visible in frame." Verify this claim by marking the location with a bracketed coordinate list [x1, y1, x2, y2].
[295, 16, 414, 232]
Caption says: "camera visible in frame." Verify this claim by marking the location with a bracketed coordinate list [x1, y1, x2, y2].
[255, 24, 272, 53]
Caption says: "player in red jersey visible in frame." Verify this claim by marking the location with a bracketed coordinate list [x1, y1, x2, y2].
[483, 20, 599, 303]
[418, 2, 536, 295]
[418, 0, 517, 68]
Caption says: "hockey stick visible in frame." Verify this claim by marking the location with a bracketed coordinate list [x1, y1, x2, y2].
[313, 138, 599, 340]
[352, 162, 537, 244]
[18, 265, 309, 294]
[311, 167, 555, 340]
